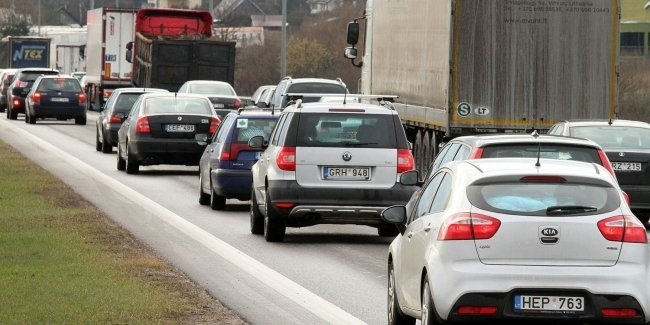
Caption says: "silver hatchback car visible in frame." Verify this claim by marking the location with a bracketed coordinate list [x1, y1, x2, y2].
[383, 158, 649, 324]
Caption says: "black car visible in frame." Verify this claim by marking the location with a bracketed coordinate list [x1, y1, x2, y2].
[6, 68, 59, 120]
[548, 119, 650, 222]
[96, 87, 168, 153]
[23, 75, 87, 125]
[198, 108, 279, 210]
[116, 93, 220, 174]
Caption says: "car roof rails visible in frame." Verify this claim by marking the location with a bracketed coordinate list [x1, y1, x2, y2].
[284, 93, 399, 109]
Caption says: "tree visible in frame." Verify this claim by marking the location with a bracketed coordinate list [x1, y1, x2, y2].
[286, 36, 334, 77]
[0, 19, 32, 38]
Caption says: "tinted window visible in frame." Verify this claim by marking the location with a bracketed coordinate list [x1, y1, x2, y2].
[429, 174, 452, 213]
[144, 98, 211, 114]
[189, 83, 235, 96]
[281, 82, 346, 107]
[296, 113, 396, 148]
[270, 113, 289, 146]
[37, 78, 81, 92]
[234, 117, 278, 143]
[481, 144, 600, 163]
[114, 93, 145, 113]
[413, 172, 445, 221]
[570, 126, 650, 150]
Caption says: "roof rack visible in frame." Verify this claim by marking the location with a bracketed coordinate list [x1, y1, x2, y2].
[237, 106, 275, 114]
[283, 93, 398, 109]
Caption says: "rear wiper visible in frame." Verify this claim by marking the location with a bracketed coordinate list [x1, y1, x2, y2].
[344, 142, 377, 146]
[546, 205, 597, 216]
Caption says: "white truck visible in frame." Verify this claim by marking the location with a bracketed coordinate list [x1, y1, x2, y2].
[344, 0, 620, 174]
[56, 45, 85, 75]
[85, 8, 136, 110]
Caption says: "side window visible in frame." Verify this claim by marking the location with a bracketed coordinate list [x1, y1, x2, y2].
[412, 172, 446, 222]
[426, 143, 459, 181]
[428, 173, 452, 213]
[453, 144, 471, 161]
[214, 115, 234, 142]
[549, 124, 564, 135]
[270, 114, 288, 145]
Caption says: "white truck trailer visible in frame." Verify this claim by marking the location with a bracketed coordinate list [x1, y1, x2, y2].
[56, 44, 85, 75]
[344, 0, 620, 174]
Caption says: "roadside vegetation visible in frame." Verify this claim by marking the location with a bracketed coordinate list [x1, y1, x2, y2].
[0, 140, 246, 324]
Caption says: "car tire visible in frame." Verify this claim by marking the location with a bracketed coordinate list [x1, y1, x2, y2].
[28, 113, 36, 124]
[198, 171, 210, 205]
[24, 111, 30, 124]
[210, 187, 226, 210]
[264, 190, 286, 242]
[378, 223, 400, 237]
[422, 278, 442, 325]
[101, 131, 112, 153]
[388, 262, 416, 325]
[8, 107, 17, 120]
[95, 129, 102, 151]
[116, 144, 126, 171]
[75, 115, 87, 125]
[125, 143, 139, 174]
[250, 187, 264, 235]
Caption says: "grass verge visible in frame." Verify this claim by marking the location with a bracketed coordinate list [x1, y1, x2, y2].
[0, 140, 246, 324]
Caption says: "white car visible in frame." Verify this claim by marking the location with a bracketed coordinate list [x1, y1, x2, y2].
[383, 158, 649, 324]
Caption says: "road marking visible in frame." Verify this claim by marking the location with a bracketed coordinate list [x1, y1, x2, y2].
[0, 119, 367, 325]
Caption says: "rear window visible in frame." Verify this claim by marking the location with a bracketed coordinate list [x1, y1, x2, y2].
[481, 144, 601, 164]
[20, 71, 58, 82]
[234, 117, 278, 143]
[283, 83, 346, 106]
[144, 97, 212, 115]
[115, 93, 145, 113]
[296, 113, 396, 148]
[189, 83, 235, 96]
[571, 126, 650, 150]
[37, 78, 81, 92]
[468, 181, 620, 216]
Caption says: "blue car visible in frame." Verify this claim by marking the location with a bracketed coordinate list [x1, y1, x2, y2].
[198, 109, 279, 210]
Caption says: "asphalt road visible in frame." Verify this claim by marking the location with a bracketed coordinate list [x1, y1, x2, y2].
[0, 112, 392, 325]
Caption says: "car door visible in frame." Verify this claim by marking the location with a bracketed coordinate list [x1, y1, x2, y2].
[398, 171, 448, 310]
[254, 113, 289, 201]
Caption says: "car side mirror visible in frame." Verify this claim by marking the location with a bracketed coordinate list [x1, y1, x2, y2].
[381, 205, 407, 235]
[248, 135, 267, 149]
[399, 170, 421, 186]
[344, 47, 358, 60]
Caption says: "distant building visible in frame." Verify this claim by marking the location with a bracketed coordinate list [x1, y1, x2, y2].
[621, 0, 650, 56]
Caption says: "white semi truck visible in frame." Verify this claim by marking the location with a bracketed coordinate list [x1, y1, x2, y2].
[344, 0, 620, 174]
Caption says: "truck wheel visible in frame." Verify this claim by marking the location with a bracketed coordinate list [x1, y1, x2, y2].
[264, 191, 286, 242]
[250, 187, 264, 235]
[125, 143, 139, 174]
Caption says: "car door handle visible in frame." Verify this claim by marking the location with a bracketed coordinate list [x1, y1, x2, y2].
[407, 231, 414, 238]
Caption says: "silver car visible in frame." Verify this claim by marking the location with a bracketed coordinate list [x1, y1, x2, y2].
[383, 158, 650, 324]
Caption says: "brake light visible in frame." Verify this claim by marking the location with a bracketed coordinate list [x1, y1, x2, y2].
[457, 306, 497, 315]
[233, 98, 241, 109]
[520, 176, 566, 183]
[597, 150, 617, 180]
[209, 116, 220, 135]
[397, 149, 414, 173]
[32, 92, 41, 104]
[438, 213, 501, 240]
[276, 147, 296, 171]
[135, 116, 150, 134]
[109, 114, 121, 124]
[220, 143, 248, 162]
[469, 147, 484, 158]
[12, 98, 21, 107]
[597, 216, 647, 243]
[601, 308, 638, 317]
[78, 93, 86, 104]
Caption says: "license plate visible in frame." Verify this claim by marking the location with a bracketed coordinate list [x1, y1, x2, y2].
[255, 151, 262, 159]
[51, 97, 69, 102]
[213, 103, 225, 108]
[514, 295, 584, 312]
[323, 167, 370, 180]
[165, 124, 195, 132]
[612, 162, 642, 171]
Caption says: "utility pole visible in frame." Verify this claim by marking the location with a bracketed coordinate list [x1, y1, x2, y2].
[280, 0, 287, 79]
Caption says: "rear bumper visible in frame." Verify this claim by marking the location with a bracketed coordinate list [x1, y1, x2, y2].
[210, 168, 252, 200]
[267, 180, 417, 227]
[130, 138, 206, 166]
[32, 106, 85, 118]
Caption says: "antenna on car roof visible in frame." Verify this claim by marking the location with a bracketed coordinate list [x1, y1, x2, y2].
[532, 130, 541, 167]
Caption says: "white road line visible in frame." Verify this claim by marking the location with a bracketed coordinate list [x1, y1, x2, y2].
[0, 120, 367, 325]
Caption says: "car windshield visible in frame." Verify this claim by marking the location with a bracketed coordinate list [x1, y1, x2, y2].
[37, 78, 81, 92]
[21, 71, 58, 82]
[144, 98, 211, 115]
[234, 118, 278, 143]
[296, 113, 396, 148]
[468, 182, 619, 216]
[481, 144, 600, 163]
[189, 83, 235, 96]
[571, 126, 650, 150]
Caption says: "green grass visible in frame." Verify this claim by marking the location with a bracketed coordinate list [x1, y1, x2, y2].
[0, 140, 234, 324]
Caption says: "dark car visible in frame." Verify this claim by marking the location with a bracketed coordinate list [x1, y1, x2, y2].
[548, 119, 650, 222]
[116, 93, 220, 174]
[177, 80, 241, 118]
[23, 75, 87, 125]
[198, 108, 279, 210]
[0, 68, 16, 112]
[96, 87, 169, 153]
[6, 68, 59, 120]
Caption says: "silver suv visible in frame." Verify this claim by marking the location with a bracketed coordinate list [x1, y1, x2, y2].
[249, 94, 417, 242]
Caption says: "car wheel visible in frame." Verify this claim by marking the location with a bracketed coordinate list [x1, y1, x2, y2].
[101, 131, 112, 153]
[5, 107, 9, 119]
[24, 111, 29, 124]
[264, 190, 286, 242]
[9, 107, 17, 120]
[95, 129, 102, 151]
[116, 144, 126, 171]
[198, 171, 210, 205]
[388, 262, 415, 325]
[422, 278, 442, 325]
[210, 187, 226, 210]
[378, 223, 400, 237]
[125, 143, 139, 174]
[75, 115, 87, 125]
[250, 187, 264, 235]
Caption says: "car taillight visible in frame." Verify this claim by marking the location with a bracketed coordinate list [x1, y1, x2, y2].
[397, 149, 414, 173]
[597, 150, 617, 180]
[438, 213, 501, 240]
[233, 98, 241, 109]
[78, 93, 86, 104]
[457, 306, 498, 315]
[135, 116, 150, 134]
[276, 147, 296, 171]
[32, 92, 41, 104]
[601, 308, 638, 317]
[597, 215, 647, 243]
[109, 114, 121, 124]
[12, 98, 21, 107]
[209, 116, 220, 135]
[219, 143, 248, 162]
[469, 147, 484, 158]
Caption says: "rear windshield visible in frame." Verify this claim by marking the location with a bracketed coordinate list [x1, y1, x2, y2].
[234, 117, 278, 143]
[20, 71, 59, 82]
[37, 78, 81, 92]
[189, 83, 235, 96]
[296, 113, 396, 148]
[468, 182, 620, 216]
[283, 83, 346, 106]
[571, 126, 650, 150]
[481, 144, 601, 164]
[144, 97, 212, 115]
[115, 93, 145, 113]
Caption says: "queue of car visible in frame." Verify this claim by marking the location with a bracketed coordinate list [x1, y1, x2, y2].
[4, 70, 650, 325]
